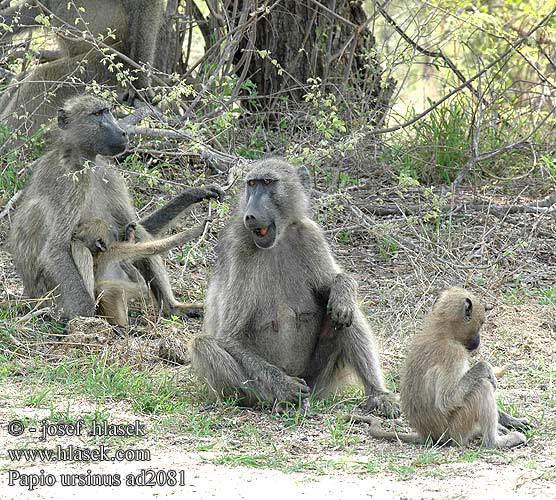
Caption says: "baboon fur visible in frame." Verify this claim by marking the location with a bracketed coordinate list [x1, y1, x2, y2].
[0, 0, 166, 138]
[9, 94, 222, 322]
[71, 218, 208, 325]
[191, 158, 399, 417]
[347, 287, 529, 448]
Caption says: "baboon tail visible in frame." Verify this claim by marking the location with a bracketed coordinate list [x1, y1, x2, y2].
[343, 414, 423, 444]
[99, 221, 209, 265]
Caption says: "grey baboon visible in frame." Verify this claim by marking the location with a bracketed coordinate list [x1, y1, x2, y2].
[9, 94, 223, 321]
[71, 218, 208, 325]
[190, 158, 399, 417]
[0, 0, 166, 137]
[346, 287, 529, 448]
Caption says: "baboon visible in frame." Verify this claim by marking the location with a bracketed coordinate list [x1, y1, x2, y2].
[71, 218, 208, 326]
[0, 0, 166, 138]
[346, 287, 529, 449]
[9, 94, 223, 321]
[190, 158, 399, 417]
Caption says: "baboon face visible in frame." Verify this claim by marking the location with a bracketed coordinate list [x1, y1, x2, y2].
[72, 218, 113, 255]
[57, 96, 128, 156]
[433, 287, 486, 350]
[242, 159, 310, 249]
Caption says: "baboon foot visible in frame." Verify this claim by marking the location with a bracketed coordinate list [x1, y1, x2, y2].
[362, 391, 401, 419]
[498, 431, 526, 449]
[168, 302, 204, 319]
[498, 425, 510, 435]
[498, 411, 532, 431]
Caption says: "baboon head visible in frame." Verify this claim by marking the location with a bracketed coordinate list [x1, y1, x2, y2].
[241, 158, 311, 249]
[72, 218, 114, 255]
[57, 95, 128, 157]
[430, 287, 486, 351]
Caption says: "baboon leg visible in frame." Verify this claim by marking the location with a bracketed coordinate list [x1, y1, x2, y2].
[96, 280, 131, 326]
[452, 380, 525, 449]
[339, 312, 400, 418]
[190, 335, 253, 401]
[41, 248, 96, 318]
[303, 315, 340, 391]
[191, 335, 310, 405]
[140, 186, 224, 236]
[70, 242, 96, 300]
[498, 409, 531, 431]
[135, 255, 203, 319]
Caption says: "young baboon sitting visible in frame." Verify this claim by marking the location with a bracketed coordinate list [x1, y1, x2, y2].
[71, 218, 208, 326]
[190, 158, 399, 417]
[347, 287, 529, 449]
[9, 94, 223, 321]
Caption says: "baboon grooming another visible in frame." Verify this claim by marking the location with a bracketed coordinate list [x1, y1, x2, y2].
[71, 218, 208, 325]
[347, 288, 528, 448]
[191, 158, 399, 417]
[9, 94, 223, 321]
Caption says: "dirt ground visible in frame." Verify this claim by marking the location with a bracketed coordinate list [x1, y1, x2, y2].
[0, 372, 554, 500]
[1, 170, 555, 499]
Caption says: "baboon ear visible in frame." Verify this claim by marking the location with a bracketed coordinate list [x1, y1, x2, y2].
[95, 238, 107, 253]
[57, 109, 68, 129]
[463, 298, 473, 321]
[297, 165, 311, 190]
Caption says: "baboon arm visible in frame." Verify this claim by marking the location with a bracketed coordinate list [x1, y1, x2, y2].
[43, 247, 96, 318]
[97, 221, 208, 266]
[436, 361, 494, 412]
[325, 273, 358, 327]
[140, 187, 222, 236]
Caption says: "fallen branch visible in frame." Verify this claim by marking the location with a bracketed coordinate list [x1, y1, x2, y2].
[124, 124, 239, 169]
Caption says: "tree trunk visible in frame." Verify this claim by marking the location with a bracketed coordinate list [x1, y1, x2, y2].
[229, 0, 394, 120]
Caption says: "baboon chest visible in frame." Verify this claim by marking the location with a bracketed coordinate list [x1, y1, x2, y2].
[241, 254, 325, 375]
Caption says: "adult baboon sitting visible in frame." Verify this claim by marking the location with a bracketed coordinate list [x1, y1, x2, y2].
[9, 94, 223, 321]
[191, 158, 399, 417]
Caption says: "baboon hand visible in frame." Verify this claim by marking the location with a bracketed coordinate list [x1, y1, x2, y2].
[274, 375, 310, 404]
[201, 184, 225, 203]
[474, 360, 497, 390]
[362, 391, 401, 419]
[327, 300, 355, 329]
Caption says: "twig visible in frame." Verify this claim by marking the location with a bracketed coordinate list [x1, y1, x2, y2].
[18, 307, 51, 322]
[123, 124, 239, 168]
[369, 6, 556, 136]
[375, 1, 482, 102]
[0, 190, 23, 220]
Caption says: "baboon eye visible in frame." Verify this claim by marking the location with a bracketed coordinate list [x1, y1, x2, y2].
[93, 109, 105, 116]
[247, 179, 256, 187]
[263, 179, 272, 185]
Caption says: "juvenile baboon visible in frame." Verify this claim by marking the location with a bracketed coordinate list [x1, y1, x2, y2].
[71, 218, 208, 326]
[9, 94, 223, 321]
[190, 158, 399, 417]
[0, 0, 166, 137]
[346, 287, 529, 449]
